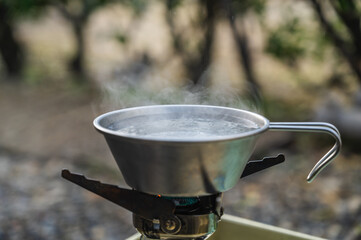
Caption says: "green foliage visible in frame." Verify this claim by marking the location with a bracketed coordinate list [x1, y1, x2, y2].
[59, 0, 113, 8]
[1, 0, 50, 18]
[265, 18, 307, 66]
[264, 1, 359, 70]
[120, 0, 149, 16]
[262, 97, 310, 122]
[57, 0, 117, 18]
[325, 12, 353, 43]
[166, 0, 182, 11]
[115, 32, 128, 44]
[231, 0, 265, 15]
[311, 32, 330, 61]
[334, 0, 357, 12]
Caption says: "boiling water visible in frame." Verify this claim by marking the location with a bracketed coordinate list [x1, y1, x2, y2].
[113, 116, 259, 140]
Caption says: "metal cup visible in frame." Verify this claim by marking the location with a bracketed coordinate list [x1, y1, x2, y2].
[94, 105, 341, 196]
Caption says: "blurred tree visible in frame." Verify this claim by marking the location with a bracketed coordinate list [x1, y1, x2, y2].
[165, 0, 216, 87]
[165, 0, 262, 100]
[308, 0, 361, 85]
[54, 0, 148, 83]
[54, 0, 112, 82]
[265, 18, 307, 68]
[0, 0, 48, 78]
[0, 2, 23, 78]
[223, 0, 265, 100]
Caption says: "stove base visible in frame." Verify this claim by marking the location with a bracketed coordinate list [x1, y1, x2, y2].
[133, 213, 218, 239]
[127, 214, 326, 240]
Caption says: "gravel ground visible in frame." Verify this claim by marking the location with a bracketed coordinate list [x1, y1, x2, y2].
[0, 149, 136, 240]
[222, 151, 361, 240]
[0, 147, 360, 240]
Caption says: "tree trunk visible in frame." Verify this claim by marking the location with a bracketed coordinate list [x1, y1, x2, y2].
[232, 22, 261, 100]
[223, 0, 261, 100]
[188, 0, 216, 86]
[69, 20, 86, 81]
[165, 0, 216, 87]
[309, 0, 361, 85]
[0, 2, 24, 78]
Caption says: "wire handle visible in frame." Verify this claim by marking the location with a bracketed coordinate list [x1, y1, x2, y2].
[268, 122, 342, 182]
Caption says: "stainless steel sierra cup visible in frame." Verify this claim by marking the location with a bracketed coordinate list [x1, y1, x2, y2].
[94, 105, 341, 196]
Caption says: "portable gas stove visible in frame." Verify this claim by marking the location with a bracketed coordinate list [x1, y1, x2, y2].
[62, 105, 341, 240]
[62, 154, 284, 239]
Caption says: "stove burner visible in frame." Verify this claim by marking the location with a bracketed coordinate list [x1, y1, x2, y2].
[61, 154, 284, 239]
[134, 213, 219, 240]
[133, 193, 222, 239]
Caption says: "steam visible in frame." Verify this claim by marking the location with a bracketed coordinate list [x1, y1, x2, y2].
[94, 68, 265, 141]
[101, 74, 261, 114]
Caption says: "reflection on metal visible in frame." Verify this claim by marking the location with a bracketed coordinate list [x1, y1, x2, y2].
[269, 122, 341, 182]
[93, 105, 341, 196]
[94, 105, 266, 196]
[127, 214, 326, 240]
[133, 213, 219, 239]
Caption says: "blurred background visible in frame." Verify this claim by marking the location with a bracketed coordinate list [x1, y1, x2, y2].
[0, 0, 360, 239]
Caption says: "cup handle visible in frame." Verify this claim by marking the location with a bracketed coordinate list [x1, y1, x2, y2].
[268, 122, 342, 182]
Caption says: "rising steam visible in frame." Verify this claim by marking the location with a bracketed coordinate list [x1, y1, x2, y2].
[100, 74, 261, 114]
